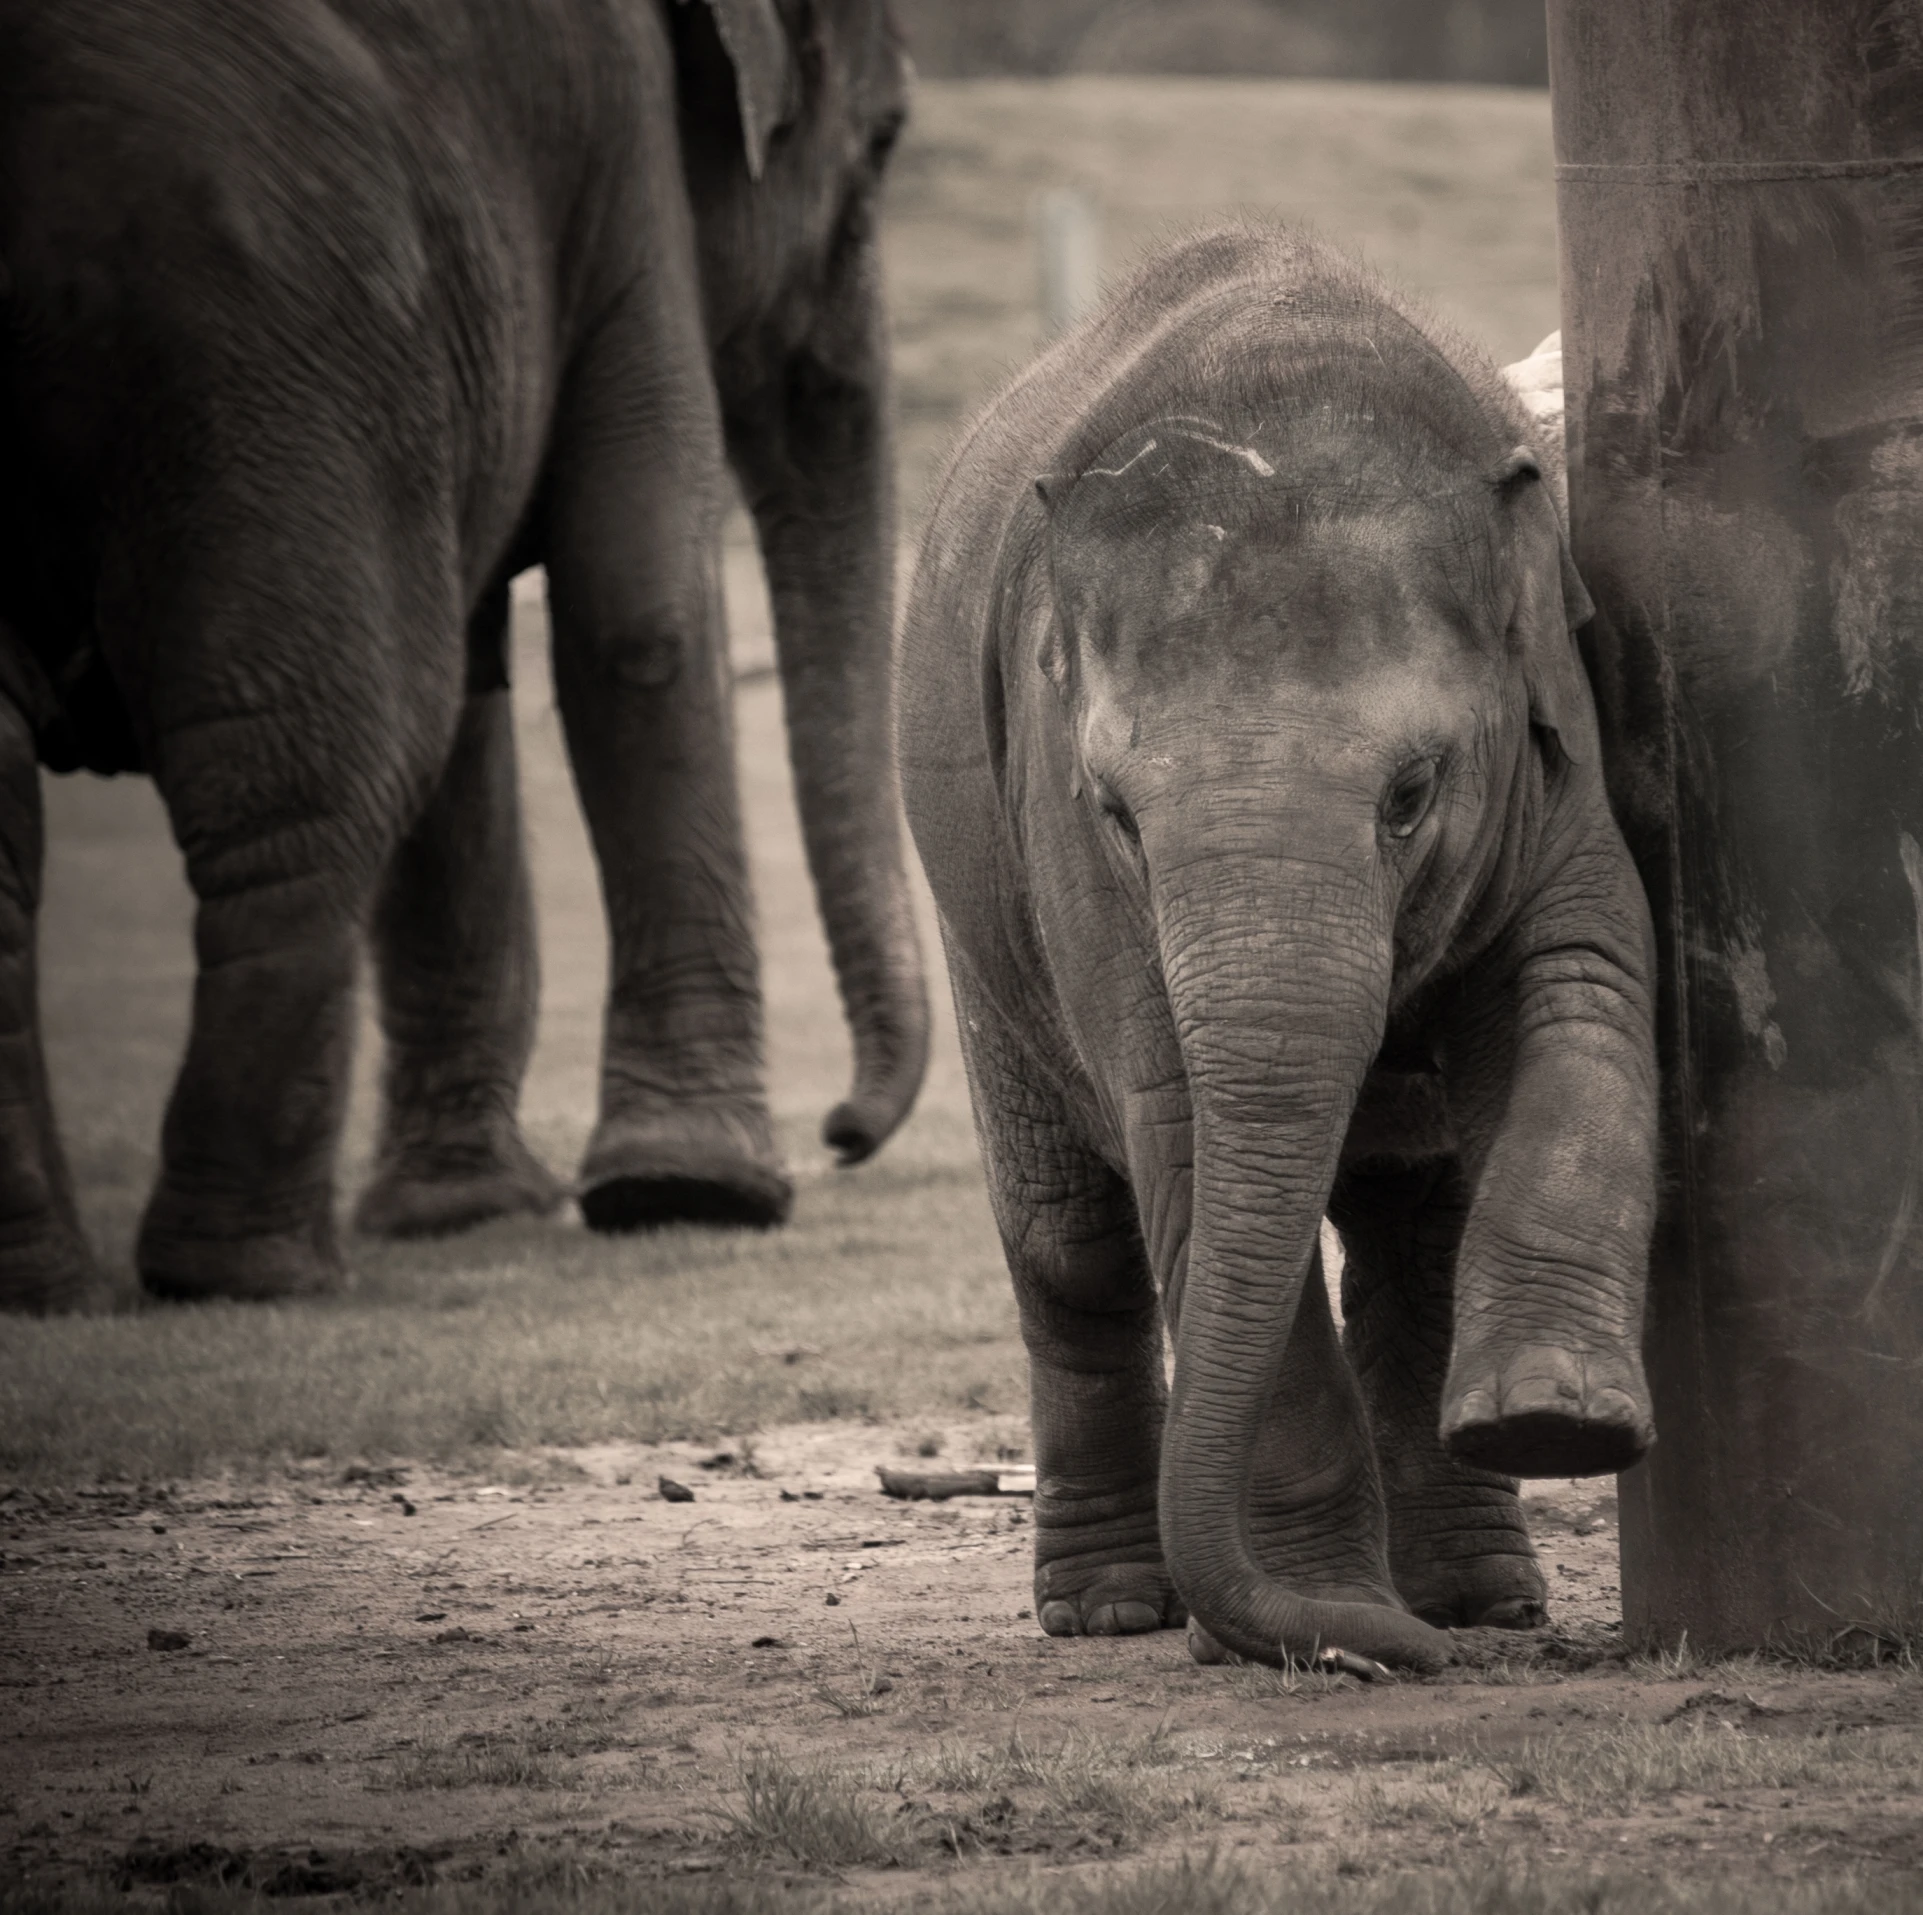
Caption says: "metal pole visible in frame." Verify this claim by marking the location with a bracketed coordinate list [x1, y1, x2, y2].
[1551, 0, 1923, 1654]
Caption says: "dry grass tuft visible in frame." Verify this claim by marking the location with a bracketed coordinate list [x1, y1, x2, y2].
[1344, 1763, 1501, 1833]
[9, 1849, 1923, 1915]
[898, 1725, 1219, 1833]
[378, 1732, 573, 1793]
[711, 1748, 909, 1869]
[1486, 1716, 1923, 1816]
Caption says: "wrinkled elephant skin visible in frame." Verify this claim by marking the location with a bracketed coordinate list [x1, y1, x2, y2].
[898, 228, 1659, 1673]
[0, 0, 927, 1308]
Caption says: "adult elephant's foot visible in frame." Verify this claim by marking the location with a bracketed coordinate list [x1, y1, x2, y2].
[576, 1104, 792, 1233]
[0, 1111, 114, 1312]
[1442, 1342, 1653, 1478]
[0, 1228, 113, 1315]
[138, 1189, 345, 1302]
[1032, 1473, 1183, 1636]
[355, 1125, 565, 1240]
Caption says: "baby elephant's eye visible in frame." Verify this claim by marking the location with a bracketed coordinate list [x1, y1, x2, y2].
[1381, 757, 1440, 839]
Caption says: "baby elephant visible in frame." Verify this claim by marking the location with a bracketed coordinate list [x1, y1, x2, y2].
[898, 227, 1658, 1673]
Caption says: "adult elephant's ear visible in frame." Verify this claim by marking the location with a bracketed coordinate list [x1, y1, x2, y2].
[1493, 445, 1597, 772]
[692, 0, 798, 181]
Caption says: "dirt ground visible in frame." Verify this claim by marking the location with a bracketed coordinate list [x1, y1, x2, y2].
[7, 1424, 1921, 1903]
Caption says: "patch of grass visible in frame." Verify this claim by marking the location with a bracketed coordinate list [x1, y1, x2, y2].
[711, 1747, 908, 1870]
[376, 1729, 579, 1792]
[0, 1126, 1018, 1484]
[910, 1723, 1174, 1791]
[1221, 1657, 1371, 1701]
[796, 1381, 878, 1422]
[3, 1863, 822, 1915]
[919, 1855, 1923, 1915]
[1623, 1630, 1717, 1682]
[1487, 1717, 1923, 1815]
[16, 1852, 1923, 1915]
[901, 1725, 1219, 1831]
[1627, 1630, 1923, 1677]
[1344, 1764, 1500, 1834]
[813, 1623, 891, 1719]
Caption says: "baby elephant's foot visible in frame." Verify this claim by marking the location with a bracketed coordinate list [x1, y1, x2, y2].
[1037, 1563, 1186, 1638]
[1442, 1342, 1653, 1478]
[1399, 1554, 1547, 1630]
[1032, 1474, 1182, 1636]
[1388, 1488, 1548, 1629]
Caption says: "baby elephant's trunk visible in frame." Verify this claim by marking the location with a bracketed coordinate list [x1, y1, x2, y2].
[1150, 847, 1451, 1673]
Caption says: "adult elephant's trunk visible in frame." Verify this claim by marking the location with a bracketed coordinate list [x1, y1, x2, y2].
[1150, 844, 1449, 1672]
[735, 275, 929, 1162]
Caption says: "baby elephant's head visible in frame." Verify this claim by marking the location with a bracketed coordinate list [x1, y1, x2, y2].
[1035, 405, 1593, 1001]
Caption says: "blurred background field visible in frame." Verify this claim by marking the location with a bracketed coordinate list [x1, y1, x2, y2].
[2, 75, 1558, 1482]
[883, 78, 1558, 520]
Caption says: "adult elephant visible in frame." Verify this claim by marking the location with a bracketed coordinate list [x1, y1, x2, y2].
[899, 227, 1658, 1671]
[352, 0, 930, 1243]
[0, 0, 928, 1311]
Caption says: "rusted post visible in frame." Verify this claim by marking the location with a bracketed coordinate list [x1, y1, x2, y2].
[1550, 1, 1923, 1653]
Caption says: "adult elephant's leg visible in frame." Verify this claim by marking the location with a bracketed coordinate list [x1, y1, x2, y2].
[0, 694, 100, 1313]
[357, 630, 564, 1239]
[952, 956, 1179, 1637]
[1329, 1159, 1545, 1629]
[545, 295, 787, 1232]
[134, 581, 459, 1300]
[139, 843, 361, 1298]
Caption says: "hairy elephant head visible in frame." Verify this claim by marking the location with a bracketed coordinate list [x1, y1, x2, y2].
[1033, 377, 1601, 1670]
[671, 0, 928, 1165]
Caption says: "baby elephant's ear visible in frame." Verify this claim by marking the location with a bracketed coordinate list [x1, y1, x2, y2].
[1493, 446, 1597, 772]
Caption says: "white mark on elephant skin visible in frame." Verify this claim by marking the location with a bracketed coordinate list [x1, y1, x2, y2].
[1175, 431, 1275, 478]
[1724, 934, 1787, 1071]
[1203, 523, 1227, 541]
[1086, 439, 1159, 480]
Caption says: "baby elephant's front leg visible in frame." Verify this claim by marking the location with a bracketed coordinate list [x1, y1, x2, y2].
[958, 973, 1181, 1638]
[1443, 870, 1659, 1478]
[1021, 1269, 1181, 1638]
